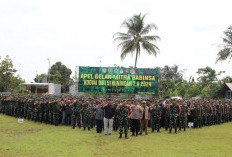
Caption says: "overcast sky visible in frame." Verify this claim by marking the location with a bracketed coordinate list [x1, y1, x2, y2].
[0, 0, 231, 82]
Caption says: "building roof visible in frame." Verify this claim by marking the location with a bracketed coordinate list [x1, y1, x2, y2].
[20, 83, 53, 87]
[226, 83, 232, 91]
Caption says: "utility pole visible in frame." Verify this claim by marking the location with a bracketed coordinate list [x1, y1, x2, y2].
[100, 58, 102, 67]
[18, 64, 21, 77]
[47, 59, 50, 83]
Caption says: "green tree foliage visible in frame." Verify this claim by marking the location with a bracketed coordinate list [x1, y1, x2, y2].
[197, 66, 224, 88]
[200, 83, 221, 98]
[0, 55, 24, 92]
[34, 62, 73, 93]
[184, 83, 201, 98]
[34, 73, 48, 83]
[218, 76, 232, 85]
[161, 65, 185, 83]
[160, 65, 186, 97]
[160, 66, 227, 98]
[216, 26, 232, 63]
[161, 78, 176, 98]
[9, 75, 25, 93]
[113, 13, 160, 68]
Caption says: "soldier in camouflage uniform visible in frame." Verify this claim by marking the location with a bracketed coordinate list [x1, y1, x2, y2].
[169, 99, 181, 134]
[207, 101, 214, 126]
[117, 99, 130, 139]
[23, 97, 28, 119]
[150, 100, 161, 133]
[48, 98, 53, 124]
[71, 98, 82, 129]
[212, 101, 217, 125]
[219, 101, 223, 124]
[193, 100, 202, 128]
[0, 95, 2, 113]
[229, 101, 232, 121]
[113, 99, 119, 131]
[178, 100, 189, 131]
[224, 101, 229, 122]
[33, 98, 40, 122]
[27, 97, 35, 120]
[43, 97, 49, 124]
[81, 99, 93, 131]
[202, 102, 208, 126]
[18, 97, 24, 118]
[89, 98, 96, 129]
[38, 98, 45, 122]
[52, 98, 61, 126]
[164, 100, 170, 131]
[215, 102, 219, 124]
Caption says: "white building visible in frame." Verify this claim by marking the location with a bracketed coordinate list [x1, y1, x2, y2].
[225, 83, 232, 99]
[21, 83, 61, 96]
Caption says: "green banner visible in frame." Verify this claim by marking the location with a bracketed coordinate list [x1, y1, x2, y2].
[78, 66, 159, 94]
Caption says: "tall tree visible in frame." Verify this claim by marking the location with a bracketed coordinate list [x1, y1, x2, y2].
[0, 55, 17, 92]
[9, 75, 25, 93]
[197, 66, 224, 88]
[113, 13, 160, 68]
[34, 62, 73, 93]
[216, 26, 232, 63]
[161, 65, 185, 83]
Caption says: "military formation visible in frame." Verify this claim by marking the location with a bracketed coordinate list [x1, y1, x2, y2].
[0, 94, 232, 139]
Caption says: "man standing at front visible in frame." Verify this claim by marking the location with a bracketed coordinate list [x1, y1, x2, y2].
[117, 99, 130, 139]
[102, 98, 115, 135]
[139, 101, 150, 135]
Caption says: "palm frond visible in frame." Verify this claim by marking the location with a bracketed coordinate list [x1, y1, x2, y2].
[116, 39, 134, 50]
[113, 36, 132, 43]
[216, 48, 232, 63]
[113, 32, 131, 38]
[140, 24, 157, 35]
[141, 39, 160, 56]
[216, 26, 232, 63]
[222, 37, 232, 45]
[119, 40, 137, 60]
[143, 35, 161, 42]
[121, 19, 133, 29]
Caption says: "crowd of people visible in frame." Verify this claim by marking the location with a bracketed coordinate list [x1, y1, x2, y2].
[0, 94, 232, 139]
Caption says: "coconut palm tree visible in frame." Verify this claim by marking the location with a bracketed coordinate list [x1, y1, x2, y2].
[216, 26, 232, 63]
[161, 65, 185, 83]
[113, 13, 160, 68]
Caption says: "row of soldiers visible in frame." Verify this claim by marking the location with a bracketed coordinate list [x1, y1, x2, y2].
[0, 94, 232, 136]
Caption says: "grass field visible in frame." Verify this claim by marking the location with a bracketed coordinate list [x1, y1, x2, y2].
[0, 114, 232, 157]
